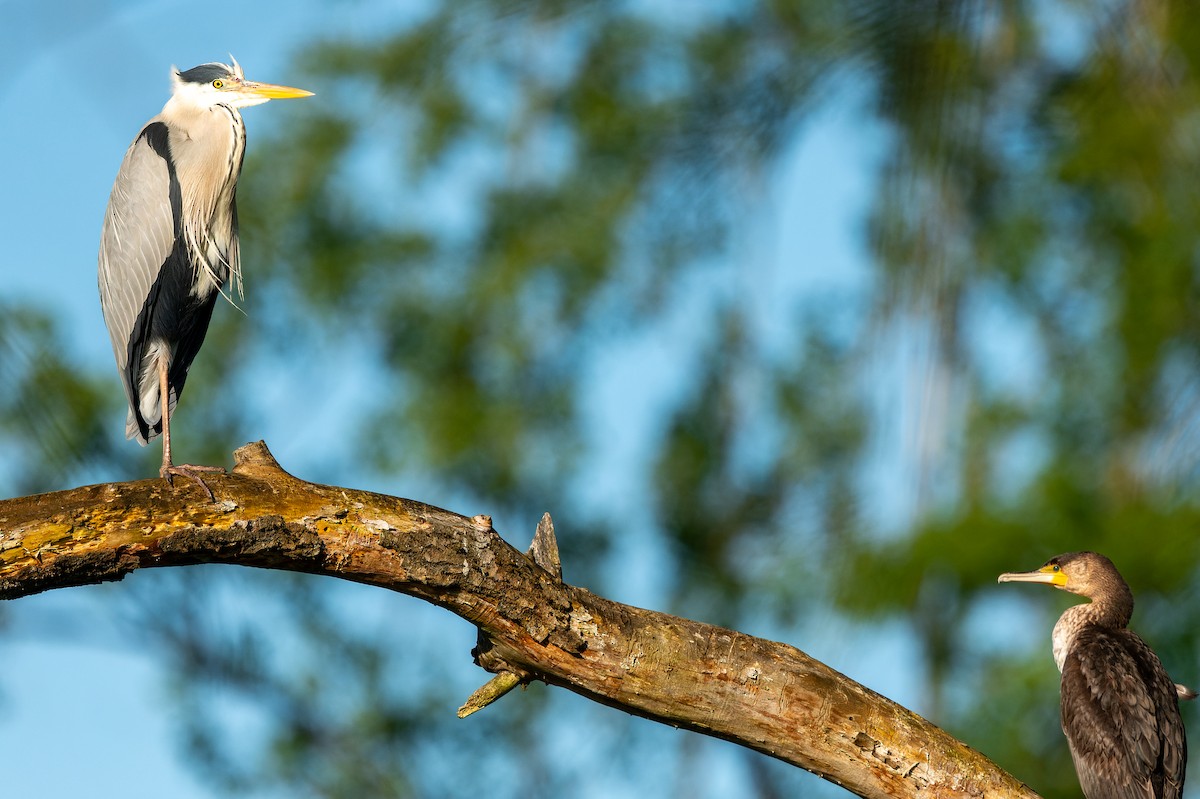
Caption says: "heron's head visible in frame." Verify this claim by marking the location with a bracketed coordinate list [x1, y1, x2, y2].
[170, 56, 312, 111]
[998, 550, 1130, 603]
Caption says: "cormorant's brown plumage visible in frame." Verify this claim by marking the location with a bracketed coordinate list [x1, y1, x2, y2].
[999, 551, 1191, 799]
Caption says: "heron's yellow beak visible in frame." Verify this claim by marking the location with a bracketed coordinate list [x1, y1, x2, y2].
[242, 81, 314, 100]
[997, 566, 1067, 587]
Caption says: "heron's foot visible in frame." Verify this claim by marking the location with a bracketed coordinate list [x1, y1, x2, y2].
[161, 463, 226, 502]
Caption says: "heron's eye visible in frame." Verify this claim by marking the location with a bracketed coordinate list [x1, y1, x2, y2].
[212, 79, 224, 89]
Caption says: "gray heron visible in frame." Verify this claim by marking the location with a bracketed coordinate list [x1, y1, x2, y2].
[999, 551, 1192, 799]
[98, 58, 311, 495]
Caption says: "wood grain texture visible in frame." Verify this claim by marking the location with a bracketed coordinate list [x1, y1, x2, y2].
[0, 441, 1040, 799]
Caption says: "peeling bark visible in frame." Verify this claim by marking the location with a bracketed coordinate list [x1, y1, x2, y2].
[0, 441, 1040, 799]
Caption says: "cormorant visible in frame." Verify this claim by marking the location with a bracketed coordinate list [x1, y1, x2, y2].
[998, 551, 1192, 799]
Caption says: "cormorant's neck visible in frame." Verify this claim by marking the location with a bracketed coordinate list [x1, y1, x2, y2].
[1050, 591, 1134, 673]
[1090, 580, 1135, 629]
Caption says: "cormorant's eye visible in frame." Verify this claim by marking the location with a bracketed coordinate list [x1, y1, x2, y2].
[1051, 564, 1060, 572]
[212, 79, 224, 89]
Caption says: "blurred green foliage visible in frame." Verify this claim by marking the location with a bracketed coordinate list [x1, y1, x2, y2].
[7, 1, 1200, 797]
[0, 305, 134, 493]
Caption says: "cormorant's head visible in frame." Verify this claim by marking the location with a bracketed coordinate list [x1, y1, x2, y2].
[169, 56, 312, 111]
[998, 551, 1129, 602]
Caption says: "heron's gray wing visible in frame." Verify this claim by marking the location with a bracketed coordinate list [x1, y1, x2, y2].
[97, 121, 178, 439]
[1061, 627, 1186, 799]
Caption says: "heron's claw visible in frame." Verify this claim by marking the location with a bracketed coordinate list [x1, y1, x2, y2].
[161, 464, 226, 502]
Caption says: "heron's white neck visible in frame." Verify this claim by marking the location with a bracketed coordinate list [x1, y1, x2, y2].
[161, 93, 245, 126]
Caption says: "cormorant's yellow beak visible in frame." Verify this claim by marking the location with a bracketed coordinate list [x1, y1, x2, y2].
[997, 566, 1068, 587]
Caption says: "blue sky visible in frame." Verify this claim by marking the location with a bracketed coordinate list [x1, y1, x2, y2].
[0, 2, 934, 797]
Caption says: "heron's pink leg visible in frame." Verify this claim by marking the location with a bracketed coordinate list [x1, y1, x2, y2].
[157, 356, 224, 501]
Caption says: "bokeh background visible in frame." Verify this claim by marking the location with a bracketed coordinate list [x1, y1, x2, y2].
[4, 1, 1200, 797]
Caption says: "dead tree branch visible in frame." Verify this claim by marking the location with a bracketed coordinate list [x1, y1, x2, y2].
[0, 441, 1039, 799]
